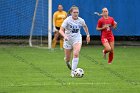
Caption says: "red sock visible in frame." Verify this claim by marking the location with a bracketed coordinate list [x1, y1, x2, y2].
[108, 52, 113, 63]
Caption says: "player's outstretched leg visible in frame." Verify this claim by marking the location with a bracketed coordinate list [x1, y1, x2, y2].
[52, 32, 59, 49]
[108, 41, 114, 64]
[64, 49, 72, 70]
[108, 51, 113, 64]
[71, 43, 81, 77]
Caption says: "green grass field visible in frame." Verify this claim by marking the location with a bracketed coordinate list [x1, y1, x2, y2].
[0, 45, 140, 93]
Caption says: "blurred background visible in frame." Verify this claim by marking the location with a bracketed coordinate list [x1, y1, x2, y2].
[0, 0, 140, 46]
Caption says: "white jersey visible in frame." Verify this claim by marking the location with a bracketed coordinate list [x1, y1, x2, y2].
[61, 16, 86, 37]
[62, 16, 86, 49]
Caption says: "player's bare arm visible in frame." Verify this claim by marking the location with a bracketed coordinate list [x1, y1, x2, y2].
[113, 21, 117, 29]
[96, 25, 108, 31]
[83, 24, 90, 44]
[59, 27, 68, 40]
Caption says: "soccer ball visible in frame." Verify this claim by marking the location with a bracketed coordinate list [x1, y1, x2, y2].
[74, 68, 84, 78]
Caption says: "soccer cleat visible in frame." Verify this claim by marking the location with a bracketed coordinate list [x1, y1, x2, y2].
[108, 62, 112, 64]
[70, 70, 75, 78]
[71, 73, 74, 77]
[102, 50, 106, 59]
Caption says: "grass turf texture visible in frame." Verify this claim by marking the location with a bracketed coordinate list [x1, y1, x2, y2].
[0, 46, 140, 93]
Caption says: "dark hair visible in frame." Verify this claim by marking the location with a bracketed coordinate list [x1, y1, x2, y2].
[68, 5, 79, 14]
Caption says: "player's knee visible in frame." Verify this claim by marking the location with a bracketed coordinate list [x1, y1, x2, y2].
[106, 47, 111, 52]
[74, 54, 79, 58]
[73, 51, 80, 58]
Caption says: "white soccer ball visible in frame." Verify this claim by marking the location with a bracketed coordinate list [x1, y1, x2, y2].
[74, 68, 84, 78]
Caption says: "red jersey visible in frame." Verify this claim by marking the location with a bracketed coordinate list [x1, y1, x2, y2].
[97, 16, 115, 37]
[97, 16, 115, 43]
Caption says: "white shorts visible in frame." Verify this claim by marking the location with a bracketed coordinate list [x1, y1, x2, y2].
[63, 35, 82, 49]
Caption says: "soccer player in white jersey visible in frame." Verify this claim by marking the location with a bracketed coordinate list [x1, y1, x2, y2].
[59, 5, 90, 77]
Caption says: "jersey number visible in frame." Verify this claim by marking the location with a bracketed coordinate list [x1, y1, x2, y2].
[70, 25, 79, 33]
[72, 29, 79, 33]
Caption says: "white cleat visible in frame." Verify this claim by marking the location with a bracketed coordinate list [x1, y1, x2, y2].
[102, 50, 106, 59]
[70, 71, 75, 78]
[71, 73, 74, 78]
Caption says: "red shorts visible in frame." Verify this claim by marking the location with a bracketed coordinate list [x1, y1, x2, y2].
[101, 35, 114, 44]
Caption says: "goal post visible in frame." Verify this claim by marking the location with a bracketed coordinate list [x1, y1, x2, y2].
[29, 0, 39, 47]
[48, 0, 52, 49]
[29, 0, 52, 48]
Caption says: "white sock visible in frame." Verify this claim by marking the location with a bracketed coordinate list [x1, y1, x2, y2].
[72, 58, 79, 71]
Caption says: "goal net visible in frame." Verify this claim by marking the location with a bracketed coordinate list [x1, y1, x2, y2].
[29, 0, 52, 48]
[0, 0, 52, 48]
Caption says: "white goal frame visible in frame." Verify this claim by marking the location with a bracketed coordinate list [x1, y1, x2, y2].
[29, 0, 52, 49]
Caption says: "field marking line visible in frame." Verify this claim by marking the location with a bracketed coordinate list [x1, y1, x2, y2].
[4, 82, 110, 87]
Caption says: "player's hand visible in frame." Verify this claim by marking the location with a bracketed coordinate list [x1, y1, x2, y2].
[86, 35, 90, 44]
[64, 35, 69, 41]
[102, 25, 108, 30]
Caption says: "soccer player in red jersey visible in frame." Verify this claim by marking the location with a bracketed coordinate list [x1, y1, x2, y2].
[96, 8, 117, 64]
